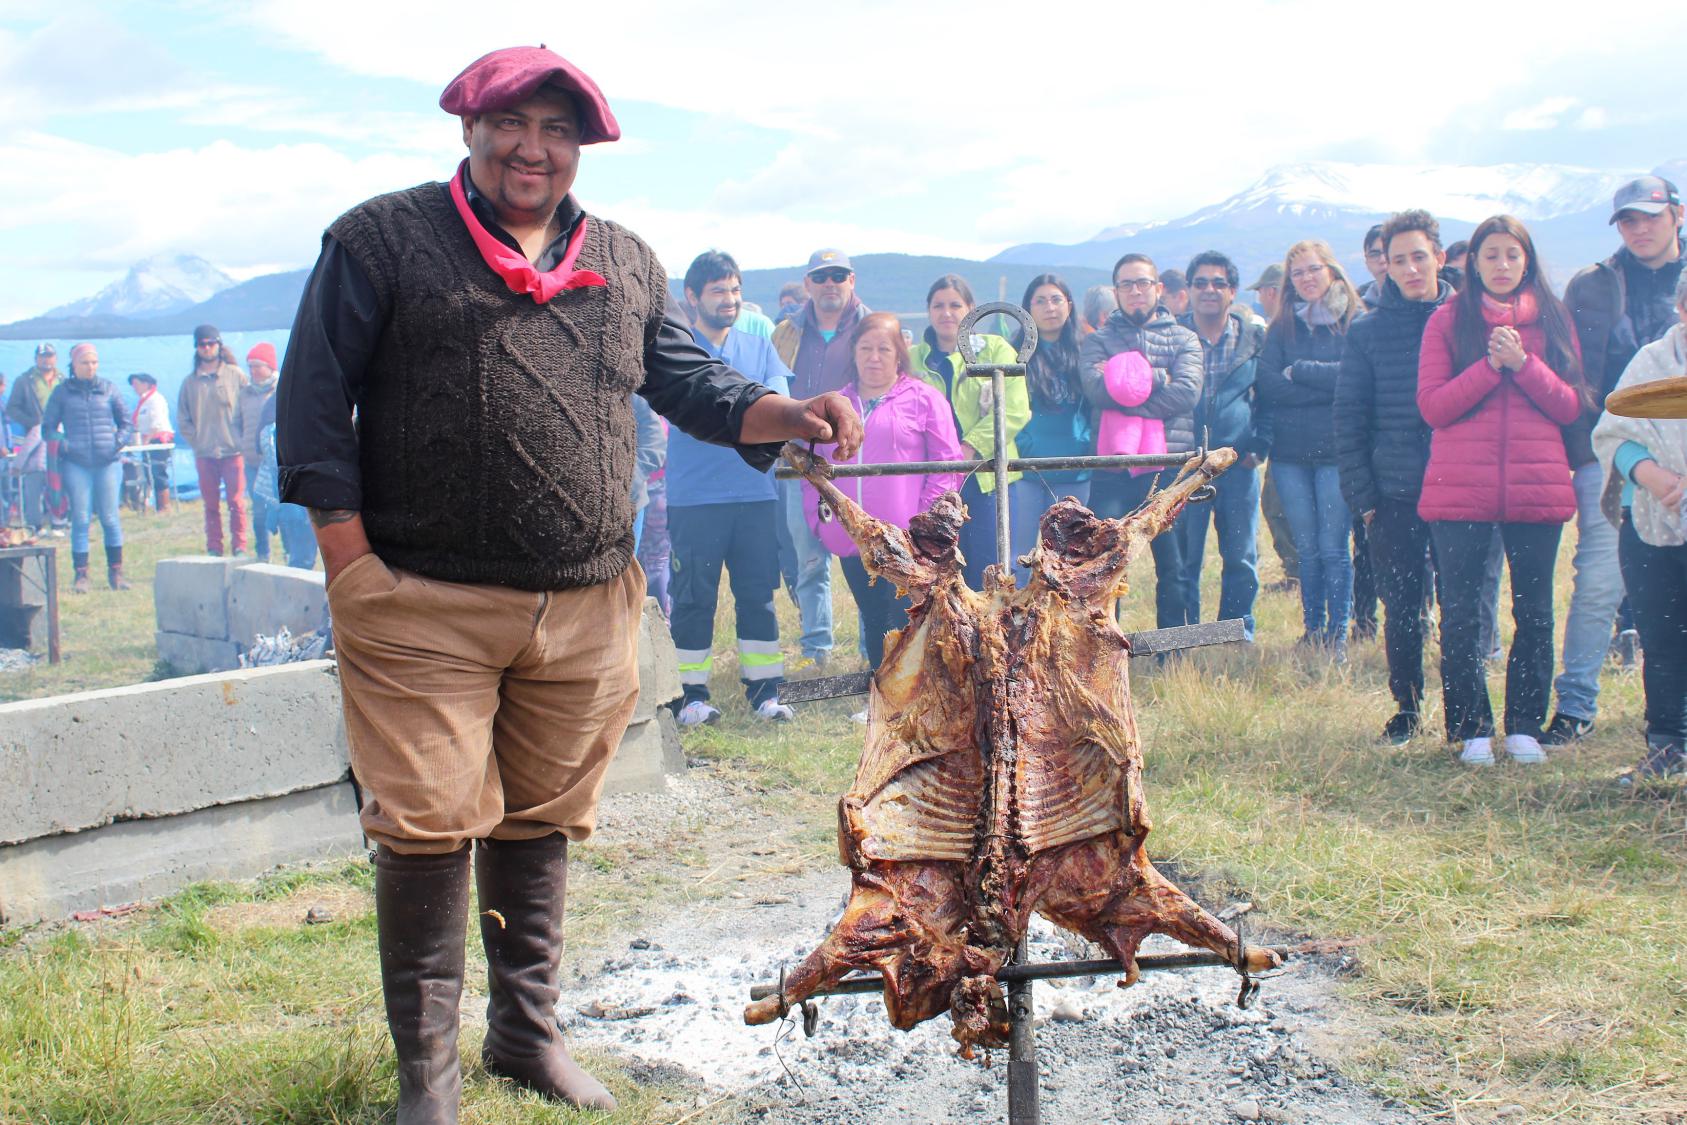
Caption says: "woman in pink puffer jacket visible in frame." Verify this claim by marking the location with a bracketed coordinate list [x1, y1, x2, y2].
[804, 312, 966, 670]
[1416, 214, 1587, 766]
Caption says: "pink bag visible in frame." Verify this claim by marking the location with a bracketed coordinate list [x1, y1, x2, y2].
[1095, 352, 1165, 474]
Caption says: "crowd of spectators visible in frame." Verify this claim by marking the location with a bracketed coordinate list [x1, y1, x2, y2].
[4, 325, 315, 592]
[642, 175, 1685, 784]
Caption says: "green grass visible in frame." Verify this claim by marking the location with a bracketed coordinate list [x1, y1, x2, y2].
[2, 507, 1684, 1122]
[1, 498, 289, 702]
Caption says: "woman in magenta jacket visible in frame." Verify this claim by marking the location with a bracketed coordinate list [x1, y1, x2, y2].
[1417, 214, 1587, 766]
[804, 312, 966, 670]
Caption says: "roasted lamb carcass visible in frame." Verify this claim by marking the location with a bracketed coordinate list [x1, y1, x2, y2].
[744, 446, 1280, 1054]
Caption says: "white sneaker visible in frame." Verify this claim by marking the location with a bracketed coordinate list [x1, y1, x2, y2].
[1458, 737, 1495, 766]
[676, 700, 720, 727]
[755, 698, 795, 722]
[849, 708, 869, 724]
[1504, 733, 1547, 764]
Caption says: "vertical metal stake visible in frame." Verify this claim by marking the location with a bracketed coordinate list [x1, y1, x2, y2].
[991, 352, 1037, 1125]
[991, 365, 1012, 570]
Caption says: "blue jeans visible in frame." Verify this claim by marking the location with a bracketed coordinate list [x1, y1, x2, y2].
[780, 478, 833, 657]
[245, 463, 276, 562]
[1177, 462, 1260, 639]
[277, 504, 318, 570]
[960, 478, 1044, 588]
[1091, 470, 1190, 629]
[1271, 461, 1352, 640]
[63, 459, 124, 557]
[1554, 462, 1625, 720]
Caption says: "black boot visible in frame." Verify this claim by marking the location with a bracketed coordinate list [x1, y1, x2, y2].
[476, 835, 617, 1112]
[374, 845, 470, 1125]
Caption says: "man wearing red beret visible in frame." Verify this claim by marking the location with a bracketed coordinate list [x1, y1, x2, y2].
[276, 45, 861, 1122]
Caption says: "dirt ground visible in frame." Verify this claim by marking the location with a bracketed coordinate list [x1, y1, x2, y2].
[554, 769, 1425, 1125]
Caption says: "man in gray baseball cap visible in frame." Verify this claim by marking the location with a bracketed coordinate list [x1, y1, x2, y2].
[769, 248, 871, 669]
[1246, 263, 1284, 321]
[1547, 173, 1684, 747]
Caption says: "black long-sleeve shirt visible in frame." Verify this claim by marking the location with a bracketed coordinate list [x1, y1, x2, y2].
[277, 176, 782, 510]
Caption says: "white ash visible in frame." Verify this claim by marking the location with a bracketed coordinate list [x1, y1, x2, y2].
[557, 865, 1422, 1124]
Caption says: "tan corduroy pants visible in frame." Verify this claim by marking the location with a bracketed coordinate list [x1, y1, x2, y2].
[327, 552, 645, 854]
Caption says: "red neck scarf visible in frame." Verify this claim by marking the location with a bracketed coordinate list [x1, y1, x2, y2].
[448, 163, 606, 303]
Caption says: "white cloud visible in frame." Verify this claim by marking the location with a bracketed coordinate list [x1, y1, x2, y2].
[0, 131, 446, 273]
[239, 0, 1677, 247]
[1575, 106, 1610, 130]
[1502, 96, 1580, 131]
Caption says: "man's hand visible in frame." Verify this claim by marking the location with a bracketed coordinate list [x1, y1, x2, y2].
[309, 508, 374, 587]
[740, 391, 864, 461]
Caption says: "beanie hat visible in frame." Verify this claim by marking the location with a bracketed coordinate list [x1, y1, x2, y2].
[246, 342, 279, 370]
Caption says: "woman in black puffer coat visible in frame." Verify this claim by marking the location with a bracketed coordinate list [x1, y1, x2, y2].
[1256, 239, 1363, 658]
[41, 343, 134, 592]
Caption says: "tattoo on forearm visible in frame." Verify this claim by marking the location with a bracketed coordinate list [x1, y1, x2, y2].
[309, 508, 358, 528]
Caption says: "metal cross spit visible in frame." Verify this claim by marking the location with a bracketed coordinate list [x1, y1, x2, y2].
[755, 301, 1279, 1125]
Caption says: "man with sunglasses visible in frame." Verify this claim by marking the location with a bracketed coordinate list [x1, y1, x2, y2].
[177, 323, 249, 556]
[770, 248, 871, 665]
[1175, 251, 1265, 639]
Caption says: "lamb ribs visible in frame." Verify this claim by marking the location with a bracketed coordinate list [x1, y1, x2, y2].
[743, 446, 1280, 1054]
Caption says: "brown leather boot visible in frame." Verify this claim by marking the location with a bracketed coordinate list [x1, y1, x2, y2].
[374, 844, 470, 1125]
[107, 548, 131, 590]
[476, 835, 617, 1112]
[72, 566, 90, 595]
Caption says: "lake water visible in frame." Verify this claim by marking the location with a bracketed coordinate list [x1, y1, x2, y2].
[0, 330, 293, 497]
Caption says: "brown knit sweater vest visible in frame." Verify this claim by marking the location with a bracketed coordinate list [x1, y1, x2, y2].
[329, 183, 666, 591]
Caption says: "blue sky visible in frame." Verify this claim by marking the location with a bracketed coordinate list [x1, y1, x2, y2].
[2, 0, 1685, 321]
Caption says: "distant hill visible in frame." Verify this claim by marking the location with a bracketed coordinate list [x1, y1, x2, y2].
[0, 251, 1109, 342]
[0, 270, 310, 341]
[991, 159, 1684, 290]
[45, 254, 236, 320]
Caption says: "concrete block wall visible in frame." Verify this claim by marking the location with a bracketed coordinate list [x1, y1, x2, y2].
[153, 556, 326, 675]
[2, 598, 685, 925]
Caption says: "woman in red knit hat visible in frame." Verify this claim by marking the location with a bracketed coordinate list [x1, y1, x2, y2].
[1417, 215, 1588, 766]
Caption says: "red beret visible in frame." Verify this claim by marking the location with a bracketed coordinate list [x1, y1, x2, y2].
[439, 45, 620, 144]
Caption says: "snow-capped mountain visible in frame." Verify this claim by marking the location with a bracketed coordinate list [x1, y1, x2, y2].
[45, 254, 237, 319]
[995, 159, 1668, 285]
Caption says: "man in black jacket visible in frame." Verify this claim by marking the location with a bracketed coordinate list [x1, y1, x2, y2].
[1079, 253, 1203, 629]
[1549, 176, 1684, 743]
[1334, 209, 1451, 743]
[277, 46, 860, 1122]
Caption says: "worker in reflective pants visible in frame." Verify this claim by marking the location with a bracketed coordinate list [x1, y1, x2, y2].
[669, 250, 799, 727]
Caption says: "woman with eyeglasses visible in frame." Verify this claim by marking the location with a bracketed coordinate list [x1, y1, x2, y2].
[1418, 214, 1585, 766]
[1256, 239, 1362, 660]
[909, 274, 1033, 589]
[805, 313, 965, 673]
[1012, 274, 1093, 535]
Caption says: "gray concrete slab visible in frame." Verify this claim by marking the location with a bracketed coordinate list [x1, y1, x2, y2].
[227, 563, 327, 649]
[153, 555, 248, 639]
[601, 711, 685, 797]
[155, 629, 242, 675]
[0, 782, 363, 926]
[633, 597, 682, 722]
[0, 661, 348, 845]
